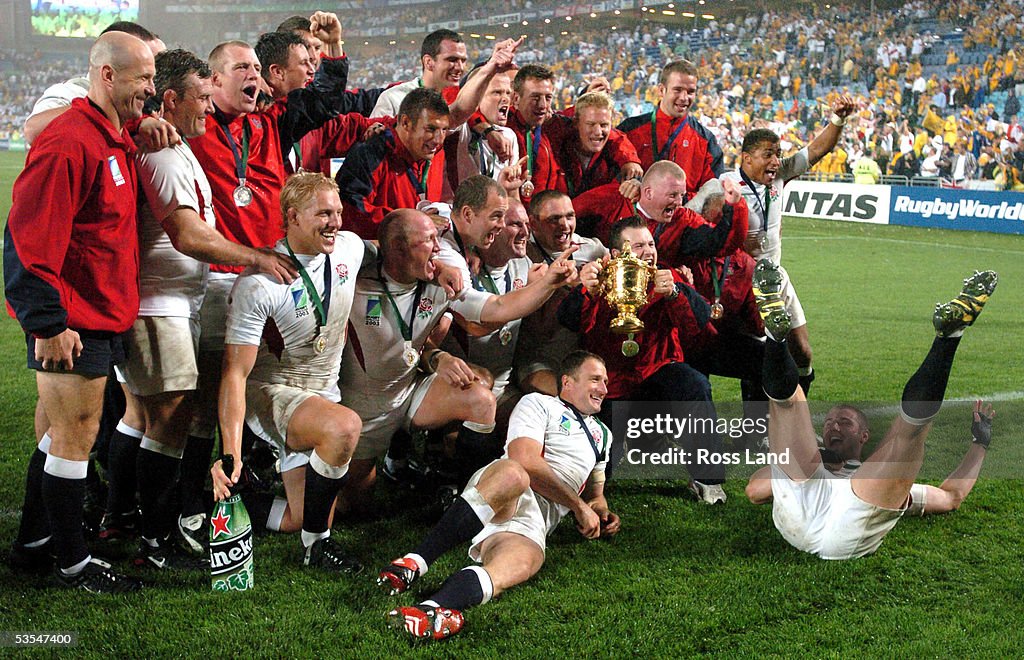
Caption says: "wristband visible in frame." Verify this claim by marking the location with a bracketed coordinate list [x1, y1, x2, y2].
[830, 113, 847, 127]
[481, 125, 499, 137]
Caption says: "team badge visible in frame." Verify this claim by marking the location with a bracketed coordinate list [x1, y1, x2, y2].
[417, 297, 433, 320]
[250, 118, 262, 129]
[336, 263, 349, 284]
[512, 278, 525, 290]
[365, 297, 381, 326]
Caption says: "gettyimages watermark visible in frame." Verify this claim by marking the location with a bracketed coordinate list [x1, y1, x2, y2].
[607, 399, 1023, 481]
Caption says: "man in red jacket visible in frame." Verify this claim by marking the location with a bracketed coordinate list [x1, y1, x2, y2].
[4, 31, 155, 592]
[618, 60, 725, 211]
[558, 217, 728, 504]
[552, 91, 642, 199]
[575, 160, 747, 267]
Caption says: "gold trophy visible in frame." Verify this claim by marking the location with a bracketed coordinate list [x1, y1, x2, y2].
[599, 241, 656, 337]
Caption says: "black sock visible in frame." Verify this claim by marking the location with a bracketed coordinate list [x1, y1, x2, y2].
[387, 428, 413, 461]
[798, 369, 815, 397]
[901, 336, 961, 420]
[136, 445, 181, 540]
[105, 428, 141, 515]
[240, 491, 276, 532]
[302, 465, 345, 536]
[41, 472, 89, 570]
[454, 427, 500, 482]
[15, 449, 49, 546]
[429, 567, 488, 610]
[177, 436, 214, 518]
[413, 497, 485, 566]
[762, 339, 800, 400]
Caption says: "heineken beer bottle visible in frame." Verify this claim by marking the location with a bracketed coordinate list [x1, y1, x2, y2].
[211, 457, 254, 591]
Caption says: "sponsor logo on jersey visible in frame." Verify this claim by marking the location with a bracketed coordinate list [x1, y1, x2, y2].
[108, 156, 126, 186]
[366, 297, 381, 326]
[417, 297, 433, 319]
[559, 415, 572, 435]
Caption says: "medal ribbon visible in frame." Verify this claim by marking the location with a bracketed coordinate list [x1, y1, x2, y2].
[406, 160, 431, 196]
[650, 109, 688, 161]
[525, 125, 541, 180]
[476, 264, 511, 295]
[561, 399, 607, 462]
[711, 256, 730, 303]
[739, 169, 771, 232]
[377, 260, 423, 342]
[219, 115, 251, 187]
[283, 240, 332, 331]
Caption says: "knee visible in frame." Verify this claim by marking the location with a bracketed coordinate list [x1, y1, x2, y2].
[464, 385, 497, 423]
[320, 408, 362, 452]
[485, 459, 530, 498]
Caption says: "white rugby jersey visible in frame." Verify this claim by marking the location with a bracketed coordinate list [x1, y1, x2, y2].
[340, 261, 489, 417]
[444, 256, 532, 394]
[720, 147, 809, 264]
[225, 235, 365, 401]
[136, 141, 216, 318]
[505, 393, 612, 499]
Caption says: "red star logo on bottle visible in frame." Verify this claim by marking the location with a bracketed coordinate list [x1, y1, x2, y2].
[211, 510, 232, 539]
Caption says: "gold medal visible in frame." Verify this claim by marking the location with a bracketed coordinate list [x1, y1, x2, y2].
[710, 301, 724, 320]
[759, 231, 769, 251]
[402, 342, 419, 368]
[621, 333, 640, 357]
[519, 180, 535, 197]
[313, 334, 327, 354]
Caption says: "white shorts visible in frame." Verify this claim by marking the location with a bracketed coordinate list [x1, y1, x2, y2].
[769, 464, 907, 560]
[117, 316, 200, 396]
[776, 264, 806, 330]
[351, 373, 438, 461]
[466, 462, 565, 561]
[245, 381, 335, 473]
[198, 273, 236, 352]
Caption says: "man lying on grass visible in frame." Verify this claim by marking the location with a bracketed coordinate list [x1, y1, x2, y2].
[747, 261, 996, 560]
[377, 350, 620, 641]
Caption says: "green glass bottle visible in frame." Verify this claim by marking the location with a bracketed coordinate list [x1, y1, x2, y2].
[210, 459, 254, 591]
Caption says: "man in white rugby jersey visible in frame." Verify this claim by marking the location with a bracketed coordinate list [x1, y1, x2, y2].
[338, 207, 579, 510]
[378, 351, 620, 641]
[212, 172, 374, 573]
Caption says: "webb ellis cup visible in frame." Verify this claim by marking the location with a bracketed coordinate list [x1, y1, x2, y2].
[599, 241, 656, 334]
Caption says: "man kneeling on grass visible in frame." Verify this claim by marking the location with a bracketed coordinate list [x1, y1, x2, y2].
[377, 350, 620, 641]
[747, 261, 996, 560]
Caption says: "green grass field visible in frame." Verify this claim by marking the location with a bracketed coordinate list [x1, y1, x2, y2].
[1, 149, 1023, 656]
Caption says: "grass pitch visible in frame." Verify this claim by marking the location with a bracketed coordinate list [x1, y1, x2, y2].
[1, 149, 1023, 656]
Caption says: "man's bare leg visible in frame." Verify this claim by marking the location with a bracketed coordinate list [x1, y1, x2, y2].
[854, 271, 997, 510]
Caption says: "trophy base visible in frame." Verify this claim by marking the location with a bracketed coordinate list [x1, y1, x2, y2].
[609, 312, 644, 335]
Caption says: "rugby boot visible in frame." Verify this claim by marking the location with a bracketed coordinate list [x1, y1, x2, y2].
[752, 259, 791, 339]
[933, 270, 997, 337]
[377, 556, 421, 595]
[387, 605, 464, 641]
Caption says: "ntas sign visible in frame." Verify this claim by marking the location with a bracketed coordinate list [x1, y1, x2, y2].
[782, 180, 890, 224]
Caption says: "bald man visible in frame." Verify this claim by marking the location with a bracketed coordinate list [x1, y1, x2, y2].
[5, 31, 155, 592]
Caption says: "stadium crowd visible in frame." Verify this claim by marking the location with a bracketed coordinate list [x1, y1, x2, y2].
[4, 0, 1024, 186]
[0, 0, 1008, 643]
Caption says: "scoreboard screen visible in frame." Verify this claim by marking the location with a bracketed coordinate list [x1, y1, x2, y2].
[30, 0, 140, 39]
